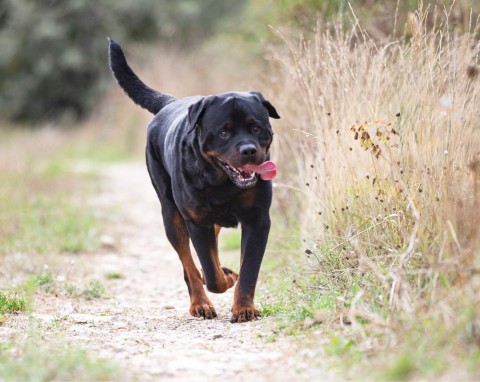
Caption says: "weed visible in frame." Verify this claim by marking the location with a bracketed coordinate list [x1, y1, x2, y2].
[325, 336, 356, 357]
[47, 279, 107, 300]
[19, 273, 106, 302]
[0, 186, 100, 256]
[81, 280, 105, 300]
[33, 273, 55, 293]
[0, 129, 105, 257]
[0, 338, 119, 381]
[105, 272, 124, 280]
[20, 272, 58, 299]
[266, 3, 480, 379]
[64, 284, 82, 298]
[0, 292, 27, 315]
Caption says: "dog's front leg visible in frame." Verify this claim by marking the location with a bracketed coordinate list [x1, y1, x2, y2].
[186, 222, 238, 295]
[231, 214, 271, 323]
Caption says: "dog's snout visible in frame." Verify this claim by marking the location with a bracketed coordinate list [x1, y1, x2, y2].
[238, 144, 257, 157]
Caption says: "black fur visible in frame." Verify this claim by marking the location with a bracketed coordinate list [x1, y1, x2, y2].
[108, 39, 280, 323]
[108, 38, 176, 114]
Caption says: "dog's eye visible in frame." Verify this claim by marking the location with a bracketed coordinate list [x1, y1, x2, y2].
[218, 130, 231, 139]
[252, 126, 261, 134]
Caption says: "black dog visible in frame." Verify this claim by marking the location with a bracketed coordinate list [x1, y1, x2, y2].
[108, 39, 280, 323]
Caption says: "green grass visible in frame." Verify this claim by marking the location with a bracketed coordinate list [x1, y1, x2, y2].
[68, 281, 104, 300]
[0, 124, 141, 258]
[260, 3, 480, 380]
[18, 272, 106, 302]
[81, 280, 105, 300]
[219, 228, 241, 252]
[32, 273, 55, 293]
[64, 284, 82, 298]
[0, 292, 27, 315]
[0, 194, 100, 255]
[0, 101, 142, 382]
[258, 220, 340, 331]
[105, 271, 124, 280]
[0, 130, 106, 256]
[0, 339, 119, 381]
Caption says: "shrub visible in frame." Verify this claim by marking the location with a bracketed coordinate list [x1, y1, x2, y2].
[269, 4, 480, 377]
[0, 0, 246, 124]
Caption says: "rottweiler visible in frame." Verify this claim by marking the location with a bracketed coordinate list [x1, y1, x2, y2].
[108, 39, 280, 323]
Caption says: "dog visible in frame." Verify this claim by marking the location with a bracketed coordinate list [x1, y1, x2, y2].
[108, 39, 280, 323]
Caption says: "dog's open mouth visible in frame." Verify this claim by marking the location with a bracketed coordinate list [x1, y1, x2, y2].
[214, 158, 258, 188]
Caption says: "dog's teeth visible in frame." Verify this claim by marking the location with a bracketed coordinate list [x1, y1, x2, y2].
[215, 157, 258, 188]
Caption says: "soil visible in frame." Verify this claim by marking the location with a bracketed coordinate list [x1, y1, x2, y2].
[1, 162, 330, 381]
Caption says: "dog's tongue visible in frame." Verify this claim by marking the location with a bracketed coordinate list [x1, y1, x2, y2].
[242, 161, 277, 181]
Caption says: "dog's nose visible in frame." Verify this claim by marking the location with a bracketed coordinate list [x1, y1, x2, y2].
[238, 144, 257, 157]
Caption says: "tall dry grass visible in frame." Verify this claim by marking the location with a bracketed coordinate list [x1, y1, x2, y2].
[270, 4, 480, 369]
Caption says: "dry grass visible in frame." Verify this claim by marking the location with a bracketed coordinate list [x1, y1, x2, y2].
[268, 4, 480, 379]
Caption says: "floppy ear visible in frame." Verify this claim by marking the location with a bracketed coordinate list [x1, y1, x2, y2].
[250, 91, 281, 119]
[187, 96, 214, 133]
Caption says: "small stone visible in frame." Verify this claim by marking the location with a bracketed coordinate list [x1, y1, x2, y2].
[70, 314, 93, 324]
[59, 302, 75, 316]
[70, 314, 112, 324]
[100, 235, 116, 249]
[68, 324, 91, 336]
[113, 322, 129, 330]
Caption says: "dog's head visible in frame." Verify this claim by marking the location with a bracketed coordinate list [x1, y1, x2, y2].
[188, 91, 280, 188]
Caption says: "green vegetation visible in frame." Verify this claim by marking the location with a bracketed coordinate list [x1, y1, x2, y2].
[81, 280, 106, 300]
[0, 292, 26, 315]
[0, 180, 100, 256]
[1, 195, 99, 255]
[105, 272, 124, 280]
[219, 229, 241, 252]
[0, 339, 118, 381]
[258, 1, 480, 380]
[20, 272, 107, 301]
[0, 0, 247, 124]
[0, 124, 138, 257]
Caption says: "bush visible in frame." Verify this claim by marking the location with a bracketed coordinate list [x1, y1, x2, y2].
[0, 0, 246, 124]
[269, 4, 480, 378]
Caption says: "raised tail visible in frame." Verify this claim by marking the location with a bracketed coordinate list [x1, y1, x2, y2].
[108, 38, 176, 115]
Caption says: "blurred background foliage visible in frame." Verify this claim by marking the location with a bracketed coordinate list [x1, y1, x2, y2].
[1, 0, 478, 125]
[0, 0, 247, 124]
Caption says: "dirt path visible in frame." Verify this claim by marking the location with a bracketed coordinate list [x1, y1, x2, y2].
[4, 162, 329, 381]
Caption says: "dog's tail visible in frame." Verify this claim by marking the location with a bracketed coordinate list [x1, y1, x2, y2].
[108, 38, 176, 115]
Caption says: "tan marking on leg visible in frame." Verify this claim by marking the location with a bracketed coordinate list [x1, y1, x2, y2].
[204, 224, 237, 293]
[172, 212, 216, 318]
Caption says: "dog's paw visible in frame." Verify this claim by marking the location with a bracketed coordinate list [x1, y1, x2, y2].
[190, 301, 217, 320]
[230, 304, 260, 323]
[221, 267, 238, 289]
[221, 266, 237, 277]
[201, 267, 238, 291]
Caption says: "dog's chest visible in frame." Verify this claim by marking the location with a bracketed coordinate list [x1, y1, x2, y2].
[184, 187, 256, 228]
[184, 200, 238, 228]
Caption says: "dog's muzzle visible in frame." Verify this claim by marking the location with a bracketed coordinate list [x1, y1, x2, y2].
[214, 158, 258, 189]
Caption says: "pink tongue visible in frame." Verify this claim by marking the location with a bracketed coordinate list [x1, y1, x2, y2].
[242, 161, 277, 181]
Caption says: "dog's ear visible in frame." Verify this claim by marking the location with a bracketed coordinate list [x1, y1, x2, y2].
[250, 91, 280, 119]
[187, 96, 214, 133]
